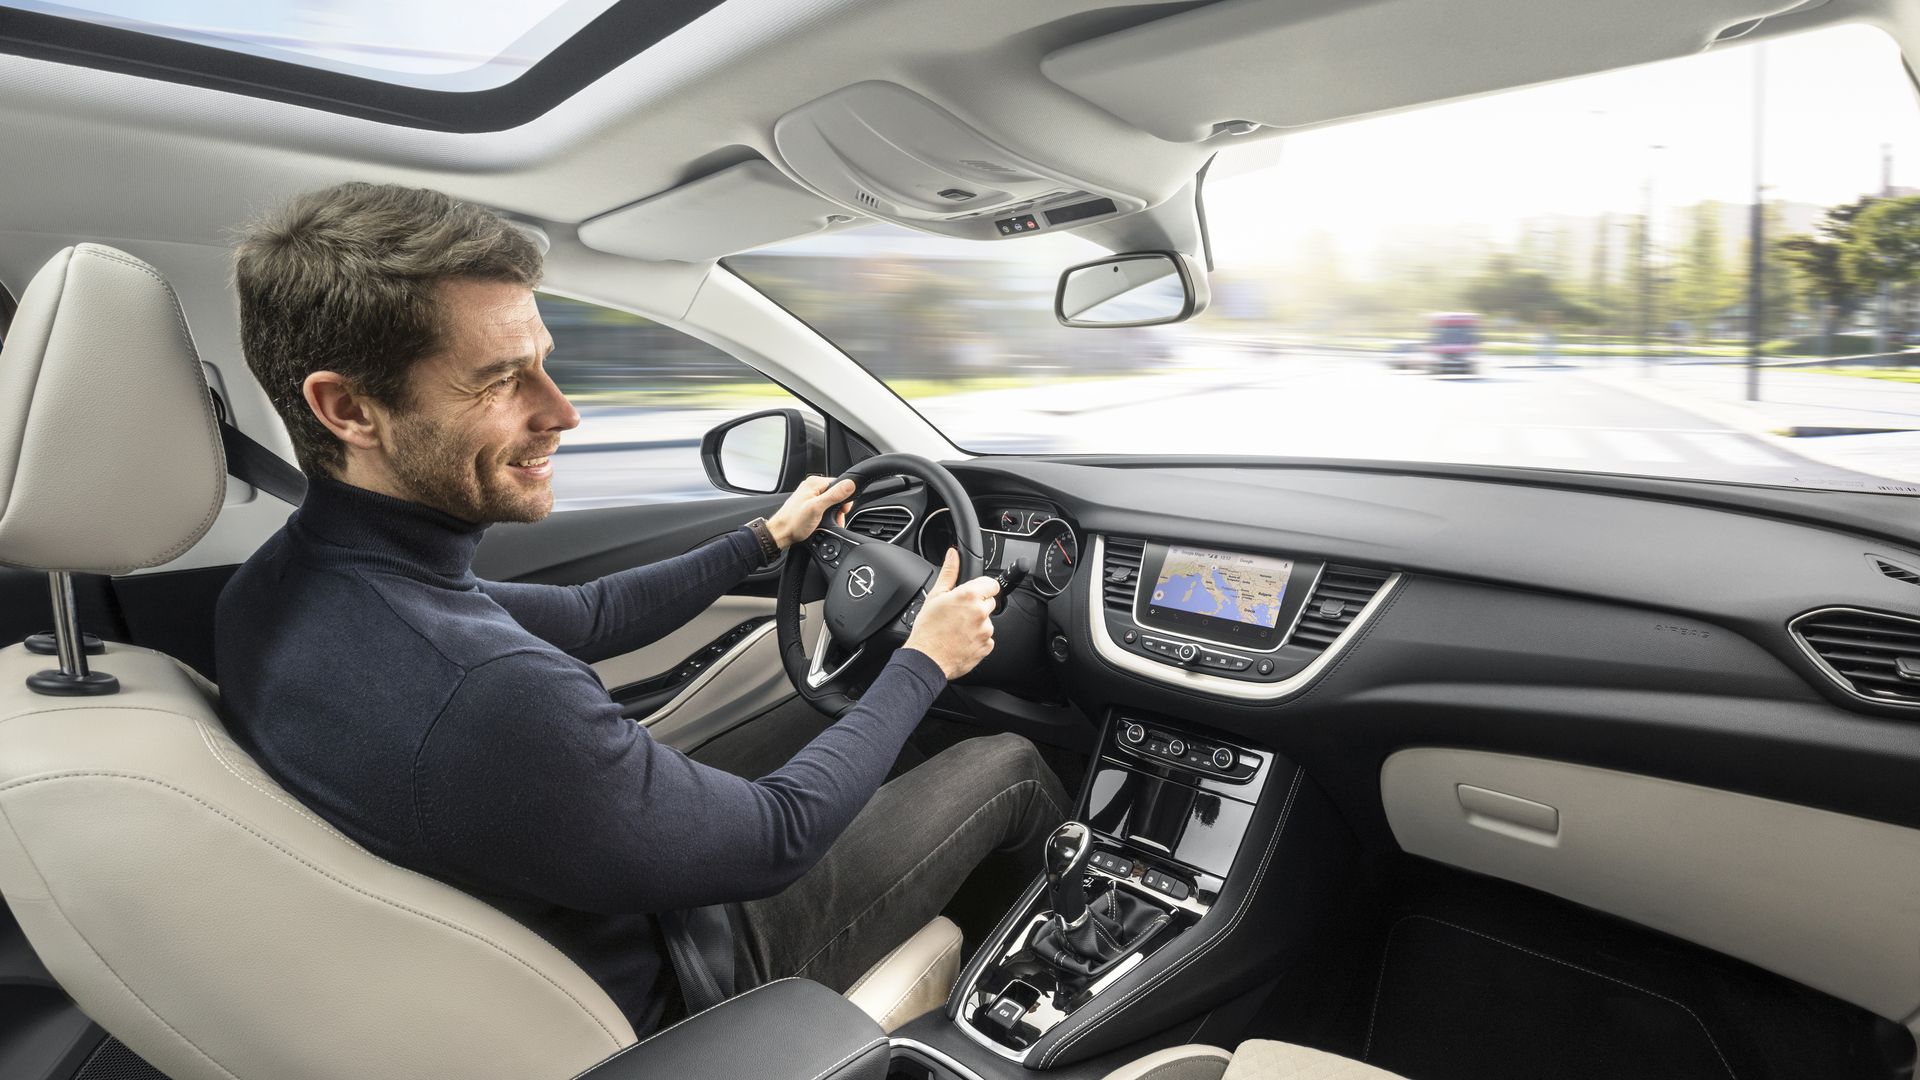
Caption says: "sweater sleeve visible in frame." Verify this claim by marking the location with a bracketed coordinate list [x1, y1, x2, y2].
[477, 526, 762, 661]
[412, 645, 948, 913]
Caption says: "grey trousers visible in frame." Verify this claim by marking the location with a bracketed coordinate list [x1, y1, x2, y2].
[728, 732, 1072, 993]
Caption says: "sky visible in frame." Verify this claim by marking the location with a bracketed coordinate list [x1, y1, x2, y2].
[3, 0, 615, 84]
[1205, 23, 1920, 272]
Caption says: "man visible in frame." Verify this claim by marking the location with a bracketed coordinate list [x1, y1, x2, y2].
[215, 182, 1069, 1036]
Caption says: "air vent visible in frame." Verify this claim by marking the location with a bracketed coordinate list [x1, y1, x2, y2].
[1874, 557, 1920, 586]
[1289, 565, 1393, 650]
[846, 505, 914, 542]
[1103, 536, 1146, 613]
[1791, 607, 1920, 708]
[855, 190, 883, 209]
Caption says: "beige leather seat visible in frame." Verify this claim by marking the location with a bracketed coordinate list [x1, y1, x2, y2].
[1102, 1041, 1411, 1080]
[0, 244, 954, 1080]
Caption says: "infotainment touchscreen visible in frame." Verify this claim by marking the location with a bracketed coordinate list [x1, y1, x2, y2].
[1137, 544, 1298, 649]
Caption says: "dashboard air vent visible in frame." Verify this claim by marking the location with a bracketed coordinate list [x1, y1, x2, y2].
[846, 505, 914, 542]
[1874, 558, 1920, 586]
[1102, 536, 1146, 614]
[1792, 608, 1920, 708]
[1289, 565, 1392, 650]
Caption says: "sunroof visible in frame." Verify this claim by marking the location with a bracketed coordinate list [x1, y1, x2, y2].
[2, 0, 625, 90]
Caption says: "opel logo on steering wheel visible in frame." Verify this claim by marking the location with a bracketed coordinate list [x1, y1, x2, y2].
[847, 565, 876, 599]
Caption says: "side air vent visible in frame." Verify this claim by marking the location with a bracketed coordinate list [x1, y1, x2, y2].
[1103, 536, 1146, 613]
[846, 505, 914, 542]
[855, 190, 884, 210]
[1290, 565, 1393, 650]
[1874, 557, 1920, 586]
[1791, 607, 1920, 708]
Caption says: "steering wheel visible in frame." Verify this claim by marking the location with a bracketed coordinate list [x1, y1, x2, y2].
[778, 453, 985, 717]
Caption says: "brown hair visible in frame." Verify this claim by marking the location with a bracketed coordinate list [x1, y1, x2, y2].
[233, 182, 542, 476]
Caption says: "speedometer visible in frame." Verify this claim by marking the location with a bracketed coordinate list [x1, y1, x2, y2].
[1034, 520, 1078, 596]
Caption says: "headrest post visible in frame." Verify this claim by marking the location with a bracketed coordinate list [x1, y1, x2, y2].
[26, 571, 119, 696]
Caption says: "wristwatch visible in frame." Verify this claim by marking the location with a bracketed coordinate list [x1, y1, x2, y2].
[744, 517, 782, 566]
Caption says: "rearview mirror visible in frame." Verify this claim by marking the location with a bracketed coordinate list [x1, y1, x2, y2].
[1055, 252, 1208, 328]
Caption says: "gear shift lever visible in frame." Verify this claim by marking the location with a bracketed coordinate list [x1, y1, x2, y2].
[1045, 821, 1093, 929]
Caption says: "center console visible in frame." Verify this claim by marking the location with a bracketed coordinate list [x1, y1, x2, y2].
[936, 712, 1352, 1071]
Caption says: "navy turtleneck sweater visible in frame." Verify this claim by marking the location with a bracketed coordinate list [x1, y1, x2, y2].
[214, 476, 947, 1035]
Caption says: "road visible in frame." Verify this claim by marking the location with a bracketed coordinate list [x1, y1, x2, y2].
[548, 353, 1911, 510]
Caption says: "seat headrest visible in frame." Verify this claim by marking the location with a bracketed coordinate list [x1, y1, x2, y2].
[0, 245, 225, 574]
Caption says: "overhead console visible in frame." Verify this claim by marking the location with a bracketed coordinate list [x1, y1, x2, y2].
[772, 81, 1145, 241]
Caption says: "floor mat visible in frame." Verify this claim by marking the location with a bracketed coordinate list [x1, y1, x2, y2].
[1364, 914, 1736, 1080]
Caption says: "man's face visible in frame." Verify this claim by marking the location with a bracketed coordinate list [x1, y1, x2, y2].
[384, 280, 579, 524]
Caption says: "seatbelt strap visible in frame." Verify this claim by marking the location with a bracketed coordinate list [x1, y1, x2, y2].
[209, 389, 307, 506]
[660, 906, 737, 1014]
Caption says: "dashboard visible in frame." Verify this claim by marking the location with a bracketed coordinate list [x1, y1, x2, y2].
[841, 457, 1920, 853]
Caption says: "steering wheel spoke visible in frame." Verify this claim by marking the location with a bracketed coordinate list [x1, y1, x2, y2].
[777, 455, 984, 717]
[801, 524, 867, 576]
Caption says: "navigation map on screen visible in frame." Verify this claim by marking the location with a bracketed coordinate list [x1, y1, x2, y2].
[1150, 546, 1294, 629]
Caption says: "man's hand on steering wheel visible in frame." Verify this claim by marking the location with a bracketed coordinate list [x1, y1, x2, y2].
[767, 475, 857, 549]
[904, 549, 1000, 680]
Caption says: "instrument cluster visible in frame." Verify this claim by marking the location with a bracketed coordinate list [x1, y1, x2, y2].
[916, 499, 1080, 597]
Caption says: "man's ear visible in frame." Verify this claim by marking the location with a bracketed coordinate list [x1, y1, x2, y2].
[302, 371, 387, 453]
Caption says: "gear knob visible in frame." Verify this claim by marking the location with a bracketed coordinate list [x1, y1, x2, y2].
[1044, 821, 1093, 929]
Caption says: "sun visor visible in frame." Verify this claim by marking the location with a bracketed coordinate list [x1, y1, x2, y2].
[1041, 0, 1808, 142]
[577, 160, 857, 263]
[772, 81, 1143, 242]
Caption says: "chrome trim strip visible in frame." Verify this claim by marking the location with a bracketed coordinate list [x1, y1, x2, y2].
[846, 503, 917, 544]
[1787, 605, 1920, 711]
[889, 1040, 991, 1080]
[805, 621, 864, 688]
[1089, 534, 1402, 703]
[636, 620, 779, 726]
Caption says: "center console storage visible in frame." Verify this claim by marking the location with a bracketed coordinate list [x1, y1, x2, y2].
[579, 978, 889, 1080]
[941, 712, 1354, 1069]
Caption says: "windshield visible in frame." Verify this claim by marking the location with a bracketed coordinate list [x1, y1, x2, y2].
[730, 25, 1920, 496]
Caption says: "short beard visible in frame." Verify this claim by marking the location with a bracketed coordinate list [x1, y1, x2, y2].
[386, 410, 552, 525]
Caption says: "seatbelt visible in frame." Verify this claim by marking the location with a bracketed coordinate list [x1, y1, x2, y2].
[660, 906, 737, 1014]
[209, 389, 307, 506]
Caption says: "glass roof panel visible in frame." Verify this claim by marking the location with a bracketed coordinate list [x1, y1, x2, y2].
[3, 0, 626, 90]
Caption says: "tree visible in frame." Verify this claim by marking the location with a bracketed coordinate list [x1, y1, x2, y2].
[1672, 201, 1736, 341]
[1465, 252, 1599, 328]
[1779, 196, 1875, 353]
[1842, 194, 1920, 350]
[1587, 214, 1614, 333]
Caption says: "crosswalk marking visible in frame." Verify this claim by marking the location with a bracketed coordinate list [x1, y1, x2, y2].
[1593, 428, 1684, 462]
[1675, 432, 1797, 467]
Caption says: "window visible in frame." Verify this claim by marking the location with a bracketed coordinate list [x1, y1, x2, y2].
[731, 25, 1920, 496]
[537, 294, 820, 511]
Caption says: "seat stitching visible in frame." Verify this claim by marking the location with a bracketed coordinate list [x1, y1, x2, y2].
[0, 789, 245, 1080]
[792, 779, 1049, 978]
[809, 1037, 889, 1080]
[1041, 766, 1303, 1066]
[878, 933, 962, 1027]
[191, 720, 354, 846]
[0, 771, 625, 1047]
[1364, 914, 1738, 1080]
[567, 978, 800, 1079]
[844, 933, 915, 1000]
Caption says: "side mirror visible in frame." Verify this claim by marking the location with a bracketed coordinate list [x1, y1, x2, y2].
[1055, 251, 1209, 328]
[701, 408, 811, 494]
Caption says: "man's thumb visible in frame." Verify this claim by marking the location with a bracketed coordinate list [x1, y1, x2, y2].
[930, 548, 961, 594]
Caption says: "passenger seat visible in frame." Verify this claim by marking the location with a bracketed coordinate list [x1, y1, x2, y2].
[1103, 1042, 1410, 1080]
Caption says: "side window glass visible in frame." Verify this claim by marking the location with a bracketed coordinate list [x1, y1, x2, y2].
[537, 294, 819, 511]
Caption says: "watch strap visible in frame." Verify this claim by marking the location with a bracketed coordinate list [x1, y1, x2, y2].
[744, 517, 782, 565]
